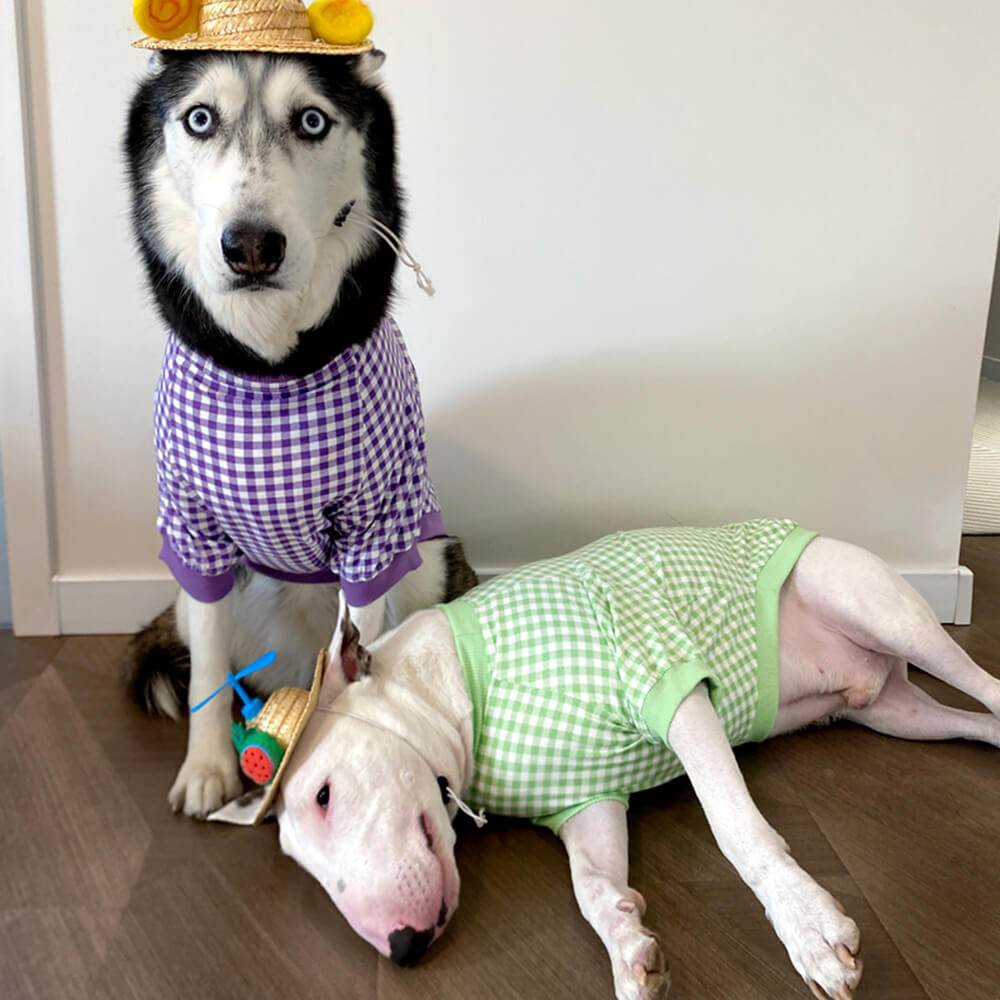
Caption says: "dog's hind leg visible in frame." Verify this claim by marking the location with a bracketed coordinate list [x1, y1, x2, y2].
[168, 591, 242, 817]
[787, 537, 1000, 717]
[843, 659, 1000, 746]
[669, 685, 861, 999]
[560, 800, 669, 1000]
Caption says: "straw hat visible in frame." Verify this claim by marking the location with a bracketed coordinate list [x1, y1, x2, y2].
[246, 645, 327, 825]
[132, 0, 375, 56]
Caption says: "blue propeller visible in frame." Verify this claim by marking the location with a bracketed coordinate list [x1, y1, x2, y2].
[189, 651, 277, 720]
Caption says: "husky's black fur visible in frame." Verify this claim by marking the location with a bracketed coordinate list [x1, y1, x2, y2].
[123, 51, 402, 377]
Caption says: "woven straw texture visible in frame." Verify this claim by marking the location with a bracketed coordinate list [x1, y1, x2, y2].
[252, 646, 327, 825]
[133, 0, 373, 54]
[255, 686, 310, 747]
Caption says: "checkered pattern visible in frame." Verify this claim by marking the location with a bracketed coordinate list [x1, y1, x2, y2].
[443, 520, 801, 829]
[154, 317, 440, 602]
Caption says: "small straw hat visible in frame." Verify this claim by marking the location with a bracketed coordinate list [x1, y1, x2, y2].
[132, 0, 375, 56]
[248, 644, 327, 825]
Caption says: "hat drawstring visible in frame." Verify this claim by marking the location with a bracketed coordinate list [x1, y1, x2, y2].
[446, 786, 488, 829]
[332, 201, 436, 297]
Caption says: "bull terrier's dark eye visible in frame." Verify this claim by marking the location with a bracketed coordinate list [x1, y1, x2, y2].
[316, 783, 330, 809]
[436, 776, 449, 806]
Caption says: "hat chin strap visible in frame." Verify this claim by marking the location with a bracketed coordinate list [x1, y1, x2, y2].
[331, 201, 436, 297]
[315, 706, 487, 828]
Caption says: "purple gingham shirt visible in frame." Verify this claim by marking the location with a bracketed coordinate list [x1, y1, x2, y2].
[154, 317, 444, 606]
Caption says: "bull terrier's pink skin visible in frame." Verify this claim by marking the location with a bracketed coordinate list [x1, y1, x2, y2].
[213, 536, 1000, 999]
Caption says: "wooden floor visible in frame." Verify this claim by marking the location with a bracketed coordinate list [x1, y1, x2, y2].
[3, 539, 1000, 999]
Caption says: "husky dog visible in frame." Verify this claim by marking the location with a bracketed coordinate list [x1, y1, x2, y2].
[121, 49, 476, 818]
[215, 522, 1000, 1000]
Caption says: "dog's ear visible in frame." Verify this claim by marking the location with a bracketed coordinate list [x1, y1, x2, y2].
[319, 590, 371, 706]
[355, 49, 386, 85]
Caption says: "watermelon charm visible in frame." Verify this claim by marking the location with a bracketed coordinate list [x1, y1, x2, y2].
[233, 725, 286, 785]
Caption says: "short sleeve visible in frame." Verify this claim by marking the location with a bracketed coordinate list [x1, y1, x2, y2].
[534, 794, 631, 836]
[326, 323, 443, 604]
[156, 462, 239, 602]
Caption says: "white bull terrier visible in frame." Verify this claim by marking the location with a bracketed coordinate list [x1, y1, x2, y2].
[212, 520, 1000, 1000]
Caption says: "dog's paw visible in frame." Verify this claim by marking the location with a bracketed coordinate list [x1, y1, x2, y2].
[610, 891, 670, 1000]
[168, 747, 242, 818]
[763, 864, 862, 999]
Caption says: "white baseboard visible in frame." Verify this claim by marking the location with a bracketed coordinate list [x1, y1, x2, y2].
[49, 564, 974, 635]
[55, 573, 178, 635]
[902, 565, 974, 626]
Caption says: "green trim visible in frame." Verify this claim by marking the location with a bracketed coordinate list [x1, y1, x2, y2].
[749, 526, 818, 742]
[438, 599, 488, 758]
[640, 659, 714, 744]
[534, 794, 631, 835]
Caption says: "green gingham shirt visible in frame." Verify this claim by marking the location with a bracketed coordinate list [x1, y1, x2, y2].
[440, 520, 816, 833]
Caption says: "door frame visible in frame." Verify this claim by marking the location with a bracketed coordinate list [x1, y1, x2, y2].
[0, 0, 59, 635]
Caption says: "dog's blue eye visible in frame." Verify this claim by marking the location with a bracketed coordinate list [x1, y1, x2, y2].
[296, 107, 331, 140]
[184, 105, 216, 138]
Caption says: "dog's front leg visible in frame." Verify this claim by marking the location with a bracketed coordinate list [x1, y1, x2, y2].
[668, 685, 861, 999]
[560, 800, 668, 1000]
[168, 591, 242, 817]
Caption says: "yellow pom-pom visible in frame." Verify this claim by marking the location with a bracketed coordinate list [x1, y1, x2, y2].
[307, 0, 374, 47]
[133, 0, 201, 41]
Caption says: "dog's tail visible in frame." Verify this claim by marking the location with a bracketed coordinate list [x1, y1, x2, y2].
[119, 605, 190, 720]
[442, 538, 479, 602]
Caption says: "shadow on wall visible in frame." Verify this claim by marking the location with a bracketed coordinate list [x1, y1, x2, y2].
[422, 347, 949, 572]
[0, 445, 11, 629]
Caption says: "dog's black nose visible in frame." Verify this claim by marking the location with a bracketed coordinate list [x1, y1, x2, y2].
[388, 925, 433, 967]
[221, 224, 286, 276]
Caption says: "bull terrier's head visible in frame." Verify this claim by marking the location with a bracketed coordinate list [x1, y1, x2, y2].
[273, 602, 464, 965]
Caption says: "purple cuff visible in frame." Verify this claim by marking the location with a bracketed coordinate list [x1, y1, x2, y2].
[160, 509, 447, 608]
[159, 532, 235, 603]
[339, 509, 447, 607]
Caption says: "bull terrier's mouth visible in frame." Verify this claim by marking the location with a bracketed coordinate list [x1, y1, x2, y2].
[420, 813, 434, 850]
[437, 899, 448, 928]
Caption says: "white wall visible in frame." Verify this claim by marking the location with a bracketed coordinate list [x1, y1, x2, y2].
[383, 0, 999, 574]
[5, 0, 1000, 632]
[22, 1, 161, 582]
